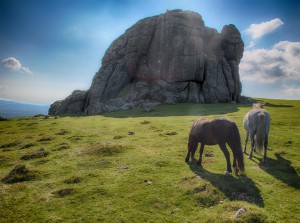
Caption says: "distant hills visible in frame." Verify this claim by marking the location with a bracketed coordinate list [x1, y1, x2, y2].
[0, 100, 50, 118]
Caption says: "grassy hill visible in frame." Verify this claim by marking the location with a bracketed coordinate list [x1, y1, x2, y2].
[0, 99, 299, 222]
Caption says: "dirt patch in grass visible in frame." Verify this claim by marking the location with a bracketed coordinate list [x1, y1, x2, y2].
[165, 131, 177, 136]
[64, 177, 81, 184]
[68, 135, 83, 141]
[52, 188, 75, 198]
[55, 129, 70, 135]
[20, 143, 35, 149]
[20, 148, 49, 160]
[1, 165, 39, 184]
[32, 159, 49, 166]
[83, 143, 127, 157]
[0, 141, 21, 149]
[159, 131, 178, 137]
[55, 142, 71, 151]
[140, 120, 150, 124]
[37, 136, 53, 142]
[113, 135, 126, 139]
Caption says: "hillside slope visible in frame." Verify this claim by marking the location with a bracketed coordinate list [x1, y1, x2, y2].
[0, 99, 299, 222]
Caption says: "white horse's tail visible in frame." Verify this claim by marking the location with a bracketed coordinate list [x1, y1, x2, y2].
[256, 112, 266, 153]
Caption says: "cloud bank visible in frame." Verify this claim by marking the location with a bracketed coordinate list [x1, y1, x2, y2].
[2, 57, 33, 74]
[240, 41, 300, 83]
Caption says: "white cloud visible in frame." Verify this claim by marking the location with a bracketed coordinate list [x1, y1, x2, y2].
[0, 85, 6, 92]
[240, 41, 300, 83]
[3, 57, 22, 71]
[21, 66, 33, 75]
[244, 18, 284, 40]
[2, 57, 33, 74]
[280, 85, 300, 99]
[246, 41, 256, 49]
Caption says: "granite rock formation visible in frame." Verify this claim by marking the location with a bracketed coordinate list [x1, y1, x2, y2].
[49, 9, 244, 115]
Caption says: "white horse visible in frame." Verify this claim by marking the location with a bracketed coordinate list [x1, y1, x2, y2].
[243, 104, 270, 162]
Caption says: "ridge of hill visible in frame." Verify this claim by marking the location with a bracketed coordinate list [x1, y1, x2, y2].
[0, 100, 49, 118]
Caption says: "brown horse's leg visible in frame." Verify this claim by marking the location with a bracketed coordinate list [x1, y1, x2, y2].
[197, 144, 205, 165]
[219, 143, 232, 173]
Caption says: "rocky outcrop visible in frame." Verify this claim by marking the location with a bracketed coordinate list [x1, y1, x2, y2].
[49, 90, 88, 115]
[49, 9, 244, 116]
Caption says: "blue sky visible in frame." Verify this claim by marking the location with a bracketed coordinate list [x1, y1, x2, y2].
[1, 0, 300, 104]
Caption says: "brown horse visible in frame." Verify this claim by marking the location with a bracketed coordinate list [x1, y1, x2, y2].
[185, 117, 245, 174]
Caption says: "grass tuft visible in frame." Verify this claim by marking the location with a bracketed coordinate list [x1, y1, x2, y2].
[20, 149, 49, 160]
[1, 165, 39, 184]
[83, 143, 126, 156]
[37, 136, 53, 142]
[52, 188, 75, 198]
[0, 141, 20, 149]
[55, 129, 70, 135]
[20, 142, 35, 149]
[64, 177, 81, 184]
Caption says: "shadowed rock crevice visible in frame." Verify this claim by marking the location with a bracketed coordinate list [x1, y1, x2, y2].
[49, 9, 244, 116]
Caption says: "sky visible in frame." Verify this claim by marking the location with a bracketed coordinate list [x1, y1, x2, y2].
[1, 0, 300, 105]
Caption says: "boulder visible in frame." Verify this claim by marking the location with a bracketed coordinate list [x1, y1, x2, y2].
[49, 90, 88, 116]
[49, 9, 244, 115]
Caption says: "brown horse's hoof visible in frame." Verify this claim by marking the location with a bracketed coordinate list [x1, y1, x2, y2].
[234, 168, 239, 175]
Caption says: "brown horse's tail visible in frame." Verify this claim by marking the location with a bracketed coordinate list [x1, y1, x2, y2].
[229, 123, 245, 172]
[235, 143, 245, 172]
[185, 134, 198, 162]
[256, 112, 266, 154]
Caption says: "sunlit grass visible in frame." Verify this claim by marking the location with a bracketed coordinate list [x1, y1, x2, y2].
[0, 99, 299, 222]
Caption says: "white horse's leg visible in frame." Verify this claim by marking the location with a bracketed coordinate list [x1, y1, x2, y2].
[248, 132, 255, 159]
[262, 134, 268, 163]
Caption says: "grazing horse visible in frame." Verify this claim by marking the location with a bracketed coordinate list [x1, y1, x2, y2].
[185, 117, 245, 175]
[243, 104, 270, 162]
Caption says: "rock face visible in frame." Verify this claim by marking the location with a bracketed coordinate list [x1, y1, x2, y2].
[49, 10, 244, 116]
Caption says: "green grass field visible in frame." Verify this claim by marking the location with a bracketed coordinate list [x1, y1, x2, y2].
[1, 98, 299, 222]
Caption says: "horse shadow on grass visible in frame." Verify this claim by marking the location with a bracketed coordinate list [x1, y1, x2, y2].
[187, 162, 264, 207]
[259, 153, 300, 189]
